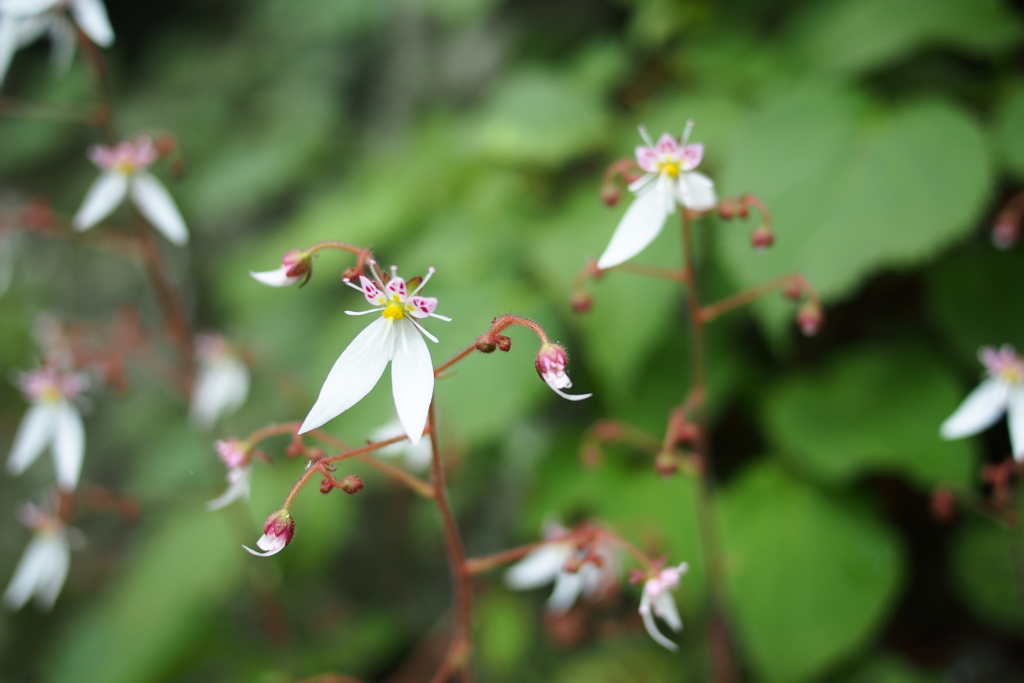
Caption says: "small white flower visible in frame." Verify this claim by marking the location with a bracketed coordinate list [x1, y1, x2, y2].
[3, 504, 72, 611]
[505, 522, 616, 614]
[0, 0, 113, 87]
[250, 250, 312, 288]
[370, 419, 433, 471]
[7, 365, 88, 491]
[72, 136, 188, 245]
[598, 123, 716, 269]
[244, 510, 294, 557]
[638, 562, 688, 651]
[941, 345, 1024, 460]
[207, 439, 253, 510]
[190, 334, 250, 430]
[298, 263, 450, 444]
[534, 342, 591, 402]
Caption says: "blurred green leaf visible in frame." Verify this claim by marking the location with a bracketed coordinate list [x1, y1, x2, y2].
[831, 654, 942, 683]
[719, 462, 904, 683]
[995, 81, 1024, 180]
[477, 591, 534, 677]
[762, 345, 976, 488]
[793, 0, 1022, 75]
[952, 514, 1024, 632]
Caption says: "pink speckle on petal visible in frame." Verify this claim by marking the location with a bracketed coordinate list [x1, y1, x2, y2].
[680, 144, 704, 171]
[408, 296, 437, 318]
[636, 146, 659, 173]
[360, 276, 384, 305]
[386, 277, 407, 299]
[655, 133, 678, 154]
[88, 137, 157, 172]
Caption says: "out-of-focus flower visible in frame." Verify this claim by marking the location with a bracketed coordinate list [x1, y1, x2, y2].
[598, 123, 716, 269]
[505, 521, 616, 614]
[3, 503, 71, 611]
[0, 231, 16, 297]
[369, 419, 432, 471]
[206, 439, 253, 510]
[244, 509, 294, 557]
[7, 365, 88, 490]
[72, 136, 187, 245]
[0, 0, 114, 87]
[941, 345, 1024, 460]
[190, 334, 250, 430]
[299, 263, 450, 444]
[250, 250, 313, 287]
[535, 343, 591, 402]
[638, 562, 688, 651]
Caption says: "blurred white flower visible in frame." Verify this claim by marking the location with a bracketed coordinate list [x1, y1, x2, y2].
[299, 263, 449, 444]
[941, 345, 1024, 460]
[206, 439, 253, 510]
[0, 0, 114, 87]
[598, 123, 716, 269]
[3, 503, 72, 611]
[73, 136, 188, 245]
[7, 365, 88, 490]
[190, 334, 250, 430]
[638, 562, 688, 651]
[370, 419, 432, 471]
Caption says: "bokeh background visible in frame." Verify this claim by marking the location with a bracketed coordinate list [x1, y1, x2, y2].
[2, 0, 1024, 681]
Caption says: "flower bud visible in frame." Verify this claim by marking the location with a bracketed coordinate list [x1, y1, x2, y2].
[992, 218, 1019, 250]
[570, 291, 592, 313]
[654, 450, 681, 477]
[750, 225, 774, 251]
[600, 183, 621, 207]
[796, 301, 823, 337]
[535, 343, 592, 401]
[340, 475, 364, 495]
[475, 335, 497, 353]
[496, 335, 512, 352]
[244, 509, 295, 557]
[929, 489, 957, 524]
[214, 438, 251, 469]
[783, 282, 803, 301]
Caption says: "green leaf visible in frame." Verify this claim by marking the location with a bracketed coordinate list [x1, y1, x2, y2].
[793, 0, 1022, 75]
[995, 81, 1024, 180]
[719, 462, 904, 683]
[477, 592, 534, 677]
[762, 345, 976, 489]
[717, 89, 992, 328]
[951, 515, 1024, 632]
[832, 654, 943, 683]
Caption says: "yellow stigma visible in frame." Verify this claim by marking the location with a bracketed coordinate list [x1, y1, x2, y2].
[658, 160, 680, 178]
[40, 386, 61, 403]
[382, 303, 406, 320]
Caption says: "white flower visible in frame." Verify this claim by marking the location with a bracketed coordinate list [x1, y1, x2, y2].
[941, 345, 1024, 460]
[0, 0, 113, 87]
[298, 263, 450, 444]
[7, 365, 87, 491]
[250, 250, 312, 287]
[597, 123, 717, 269]
[72, 136, 188, 245]
[244, 510, 294, 557]
[505, 522, 616, 614]
[534, 342, 591, 402]
[638, 562, 688, 651]
[3, 504, 71, 611]
[190, 334, 250, 430]
[370, 419, 433, 471]
[207, 439, 253, 510]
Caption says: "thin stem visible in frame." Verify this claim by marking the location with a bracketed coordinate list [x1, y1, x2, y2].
[434, 314, 552, 378]
[306, 429, 436, 499]
[607, 262, 687, 282]
[76, 27, 116, 141]
[248, 422, 302, 445]
[427, 400, 473, 683]
[0, 98, 102, 125]
[699, 273, 815, 324]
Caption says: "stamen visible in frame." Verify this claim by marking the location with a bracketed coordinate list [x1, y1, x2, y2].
[410, 266, 435, 297]
[638, 125, 654, 148]
[682, 120, 694, 144]
[342, 278, 364, 292]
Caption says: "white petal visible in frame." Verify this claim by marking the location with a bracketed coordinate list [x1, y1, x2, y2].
[250, 268, 301, 288]
[7, 403, 56, 476]
[940, 379, 1010, 440]
[72, 171, 127, 231]
[0, 15, 19, 87]
[298, 317, 392, 434]
[677, 172, 717, 211]
[33, 534, 69, 609]
[0, 0, 61, 15]
[640, 598, 679, 651]
[52, 401, 84, 490]
[207, 467, 252, 511]
[47, 16, 75, 74]
[190, 358, 250, 429]
[391, 321, 434, 445]
[1009, 387, 1024, 461]
[130, 172, 188, 245]
[243, 542, 284, 557]
[547, 570, 584, 614]
[69, 0, 113, 46]
[653, 590, 682, 632]
[505, 544, 570, 590]
[3, 533, 68, 611]
[596, 187, 670, 270]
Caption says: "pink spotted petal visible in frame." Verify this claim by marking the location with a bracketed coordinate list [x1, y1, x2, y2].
[359, 276, 385, 305]
[408, 296, 437, 319]
[655, 133, 678, 154]
[386, 276, 407, 299]
[680, 143, 703, 171]
[636, 146, 658, 173]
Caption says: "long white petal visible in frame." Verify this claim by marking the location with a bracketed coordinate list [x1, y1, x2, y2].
[596, 188, 669, 270]
[7, 403, 56, 476]
[677, 172, 717, 211]
[53, 401, 84, 490]
[0, 0, 61, 14]
[206, 467, 252, 511]
[72, 171, 127, 231]
[33, 534, 69, 609]
[13, 13, 48, 46]
[190, 358, 250, 429]
[391, 321, 434, 445]
[0, 15, 21, 89]
[653, 591, 682, 632]
[298, 318, 392, 434]
[639, 592, 678, 651]
[250, 268, 301, 288]
[547, 570, 584, 614]
[940, 379, 1010, 440]
[3, 535, 50, 610]
[1008, 387, 1024, 461]
[69, 0, 113, 46]
[505, 544, 570, 590]
[47, 16, 75, 74]
[130, 172, 188, 245]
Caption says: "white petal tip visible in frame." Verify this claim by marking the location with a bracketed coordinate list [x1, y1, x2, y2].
[242, 544, 281, 557]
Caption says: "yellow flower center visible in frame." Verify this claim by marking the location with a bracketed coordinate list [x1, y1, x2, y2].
[1002, 366, 1022, 384]
[40, 385, 62, 403]
[657, 160, 680, 178]
[115, 161, 136, 175]
[383, 303, 406, 320]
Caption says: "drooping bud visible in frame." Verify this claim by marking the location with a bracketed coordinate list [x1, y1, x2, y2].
[796, 301, 823, 337]
[750, 225, 774, 251]
[476, 335, 497, 353]
[783, 281, 803, 301]
[244, 509, 295, 557]
[250, 250, 312, 288]
[992, 218, 1019, 250]
[570, 291, 592, 313]
[496, 335, 512, 352]
[929, 489, 957, 523]
[654, 450, 681, 477]
[340, 475, 364, 495]
[535, 343, 592, 402]
[600, 183, 621, 207]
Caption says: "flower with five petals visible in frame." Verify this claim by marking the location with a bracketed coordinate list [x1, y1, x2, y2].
[298, 263, 449, 444]
[941, 345, 1024, 460]
[72, 136, 188, 245]
[598, 123, 716, 269]
[190, 334, 250, 430]
[3, 503, 73, 611]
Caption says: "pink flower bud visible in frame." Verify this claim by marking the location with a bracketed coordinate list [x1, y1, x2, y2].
[570, 292, 593, 313]
[340, 475, 364, 495]
[796, 302, 823, 337]
[750, 225, 774, 251]
[282, 250, 312, 280]
[214, 438, 251, 469]
[535, 343, 592, 402]
[992, 218, 1019, 250]
[244, 510, 295, 557]
[600, 183, 621, 207]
